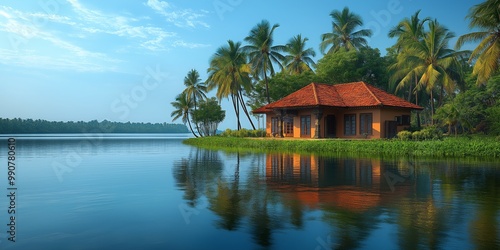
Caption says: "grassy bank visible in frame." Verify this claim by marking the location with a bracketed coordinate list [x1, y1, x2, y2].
[183, 136, 500, 159]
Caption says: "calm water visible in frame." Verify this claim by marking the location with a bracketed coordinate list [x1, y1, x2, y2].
[0, 135, 499, 250]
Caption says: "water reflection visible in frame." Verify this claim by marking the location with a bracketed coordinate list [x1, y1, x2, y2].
[173, 150, 500, 249]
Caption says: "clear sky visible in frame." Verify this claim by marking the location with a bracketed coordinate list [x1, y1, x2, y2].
[0, 0, 483, 130]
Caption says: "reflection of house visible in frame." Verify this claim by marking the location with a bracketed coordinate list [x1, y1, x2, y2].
[265, 154, 414, 212]
[253, 82, 423, 139]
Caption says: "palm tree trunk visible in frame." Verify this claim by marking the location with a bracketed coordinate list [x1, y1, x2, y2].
[408, 81, 413, 102]
[238, 89, 256, 130]
[430, 91, 435, 125]
[193, 96, 202, 136]
[186, 114, 198, 138]
[439, 83, 444, 108]
[414, 76, 421, 129]
[231, 93, 241, 130]
[264, 72, 271, 104]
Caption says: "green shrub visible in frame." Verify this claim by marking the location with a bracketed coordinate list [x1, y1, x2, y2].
[219, 128, 266, 138]
[410, 126, 443, 141]
[397, 131, 412, 141]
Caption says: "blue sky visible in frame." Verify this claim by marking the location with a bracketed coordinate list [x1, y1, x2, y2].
[0, 0, 482, 130]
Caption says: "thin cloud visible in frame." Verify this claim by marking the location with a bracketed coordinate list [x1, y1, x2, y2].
[145, 0, 210, 28]
[0, 1, 211, 72]
[0, 48, 120, 72]
[172, 40, 210, 49]
[67, 0, 175, 51]
[0, 5, 122, 72]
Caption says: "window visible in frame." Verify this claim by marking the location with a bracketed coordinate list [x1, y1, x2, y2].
[395, 116, 402, 125]
[271, 117, 279, 135]
[300, 116, 311, 136]
[360, 113, 373, 135]
[344, 114, 356, 136]
[284, 117, 294, 134]
[395, 115, 410, 125]
[284, 121, 293, 134]
[401, 115, 411, 125]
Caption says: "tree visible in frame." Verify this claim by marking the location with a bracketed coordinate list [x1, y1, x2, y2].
[247, 71, 320, 110]
[320, 7, 372, 54]
[389, 10, 430, 52]
[182, 69, 207, 135]
[283, 34, 316, 74]
[388, 10, 430, 101]
[182, 69, 207, 111]
[388, 10, 430, 127]
[207, 40, 256, 130]
[244, 20, 286, 104]
[456, 0, 500, 85]
[171, 92, 198, 137]
[315, 47, 388, 88]
[192, 97, 226, 136]
[390, 20, 466, 120]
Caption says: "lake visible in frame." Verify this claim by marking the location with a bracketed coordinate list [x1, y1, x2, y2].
[0, 134, 499, 250]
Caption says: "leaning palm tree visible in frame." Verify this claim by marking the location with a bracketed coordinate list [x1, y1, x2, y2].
[456, 0, 500, 85]
[207, 40, 256, 130]
[244, 20, 286, 104]
[320, 7, 372, 54]
[391, 20, 466, 120]
[182, 69, 207, 135]
[171, 92, 198, 137]
[283, 34, 317, 74]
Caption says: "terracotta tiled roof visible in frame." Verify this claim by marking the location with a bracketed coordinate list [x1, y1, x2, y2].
[253, 82, 422, 113]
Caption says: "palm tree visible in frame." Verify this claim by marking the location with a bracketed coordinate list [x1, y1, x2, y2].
[388, 10, 430, 127]
[388, 10, 429, 51]
[183, 69, 207, 110]
[244, 20, 286, 104]
[456, 0, 500, 85]
[283, 34, 316, 74]
[391, 20, 466, 120]
[171, 92, 198, 137]
[207, 40, 256, 130]
[320, 7, 372, 54]
[182, 69, 207, 135]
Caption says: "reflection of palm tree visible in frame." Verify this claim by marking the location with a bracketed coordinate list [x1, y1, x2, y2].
[321, 208, 379, 249]
[172, 158, 199, 207]
[208, 152, 246, 230]
[396, 198, 448, 249]
[250, 197, 272, 247]
[468, 169, 500, 249]
[172, 148, 224, 207]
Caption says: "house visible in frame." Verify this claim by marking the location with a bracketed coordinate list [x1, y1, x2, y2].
[253, 81, 423, 139]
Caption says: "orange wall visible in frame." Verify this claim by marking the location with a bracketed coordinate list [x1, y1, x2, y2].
[263, 107, 413, 139]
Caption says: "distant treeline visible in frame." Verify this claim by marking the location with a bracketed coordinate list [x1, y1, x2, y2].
[0, 118, 189, 134]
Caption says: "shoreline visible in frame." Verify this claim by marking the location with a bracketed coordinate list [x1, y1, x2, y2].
[183, 136, 500, 160]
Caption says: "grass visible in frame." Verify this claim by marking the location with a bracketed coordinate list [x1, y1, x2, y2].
[183, 136, 500, 159]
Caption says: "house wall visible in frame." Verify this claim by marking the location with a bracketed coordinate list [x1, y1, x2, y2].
[379, 108, 413, 138]
[264, 114, 272, 136]
[263, 107, 413, 139]
[322, 108, 382, 139]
